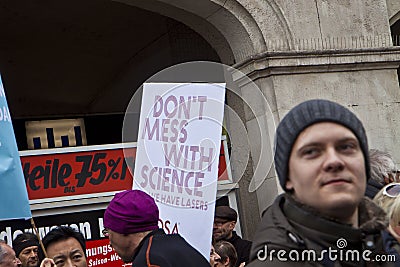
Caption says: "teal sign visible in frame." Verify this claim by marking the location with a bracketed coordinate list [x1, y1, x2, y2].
[0, 76, 31, 220]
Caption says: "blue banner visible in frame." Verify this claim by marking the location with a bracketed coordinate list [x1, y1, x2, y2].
[0, 76, 31, 220]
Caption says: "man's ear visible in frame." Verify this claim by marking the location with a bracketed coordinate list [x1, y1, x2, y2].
[229, 221, 236, 230]
[286, 179, 293, 190]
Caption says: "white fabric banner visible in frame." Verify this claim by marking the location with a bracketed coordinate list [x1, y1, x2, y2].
[134, 82, 226, 259]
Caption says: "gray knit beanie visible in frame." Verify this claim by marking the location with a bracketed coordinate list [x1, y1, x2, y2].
[274, 99, 370, 191]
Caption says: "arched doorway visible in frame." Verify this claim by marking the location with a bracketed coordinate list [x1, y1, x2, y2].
[1, 0, 281, 241]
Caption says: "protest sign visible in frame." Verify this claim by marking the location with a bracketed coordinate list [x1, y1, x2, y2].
[0, 76, 31, 220]
[134, 82, 226, 258]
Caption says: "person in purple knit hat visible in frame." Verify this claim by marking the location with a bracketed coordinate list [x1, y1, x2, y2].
[103, 189, 210, 267]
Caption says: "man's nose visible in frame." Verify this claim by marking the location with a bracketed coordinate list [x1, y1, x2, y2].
[323, 148, 345, 172]
[64, 259, 76, 267]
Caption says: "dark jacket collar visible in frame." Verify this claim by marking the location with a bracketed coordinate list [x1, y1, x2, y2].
[365, 179, 384, 199]
[283, 194, 362, 244]
[227, 231, 240, 243]
[284, 193, 387, 233]
[132, 228, 165, 260]
[283, 194, 387, 250]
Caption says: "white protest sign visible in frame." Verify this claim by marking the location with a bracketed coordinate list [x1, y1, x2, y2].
[134, 82, 226, 258]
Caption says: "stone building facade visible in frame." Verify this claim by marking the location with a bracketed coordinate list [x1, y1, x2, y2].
[132, 0, 400, 240]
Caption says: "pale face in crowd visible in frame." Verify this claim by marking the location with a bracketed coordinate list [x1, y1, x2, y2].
[18, 246, 39, 267]
[287, 122, 366, 225]
[0, 243, 22, 267]
[46, 238, 87, 267]
[213, 219, 235, 242]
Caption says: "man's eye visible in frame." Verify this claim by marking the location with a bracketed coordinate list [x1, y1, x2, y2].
[338, 143, 356, 151]
[55, 260, 64, 266]
[301, 148, 319, 157]
[73, 254, 83, 260]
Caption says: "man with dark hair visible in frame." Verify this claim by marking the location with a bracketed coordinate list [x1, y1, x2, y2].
[42, 226, 87, 267]
[214, 240, 238, 267]
[0, 240, 22, 267]
[213, 206, 251, 267]
[12, 233, 39, 267]
[103, 189, 210, 266]
[248, 99, 398, 266]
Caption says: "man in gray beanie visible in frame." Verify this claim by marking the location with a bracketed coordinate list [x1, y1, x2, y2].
[248, 99, 398, 266]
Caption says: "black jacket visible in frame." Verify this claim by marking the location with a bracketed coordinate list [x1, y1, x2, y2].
[226, 231, 252, 266]
[365, 179, 384, 199]
[132, 228, 210, 267]
[248, 194, 398, 267]
[382, 230, 400, 267]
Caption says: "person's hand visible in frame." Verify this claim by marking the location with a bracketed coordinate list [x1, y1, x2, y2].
[384, 174, 393, 185]
[384, 171, 400, 184]
[239, 262, 246, 267]
[40, 258, 56, 267]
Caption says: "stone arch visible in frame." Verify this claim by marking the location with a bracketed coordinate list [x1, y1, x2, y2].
[390, 10, 400, 26]
[114, 0, 294, 64]
[387, 0, 400, 26]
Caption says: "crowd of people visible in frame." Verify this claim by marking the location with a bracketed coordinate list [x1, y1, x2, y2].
[1, 99, 400, 266]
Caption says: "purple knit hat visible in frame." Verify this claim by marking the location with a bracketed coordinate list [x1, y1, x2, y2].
[104, 190, 159, 234]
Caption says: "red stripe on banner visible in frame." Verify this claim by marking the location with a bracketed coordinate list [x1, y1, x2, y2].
[21, 147, 136, 200]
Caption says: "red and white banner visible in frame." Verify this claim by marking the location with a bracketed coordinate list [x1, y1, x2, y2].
[20, 144, 136, 200]
[86, 239, 131, 267]
[19, 141, 229, 202]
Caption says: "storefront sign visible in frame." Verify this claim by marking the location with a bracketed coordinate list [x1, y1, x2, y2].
[86, 239, 130, 267]
[20, 145, 136, 200]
